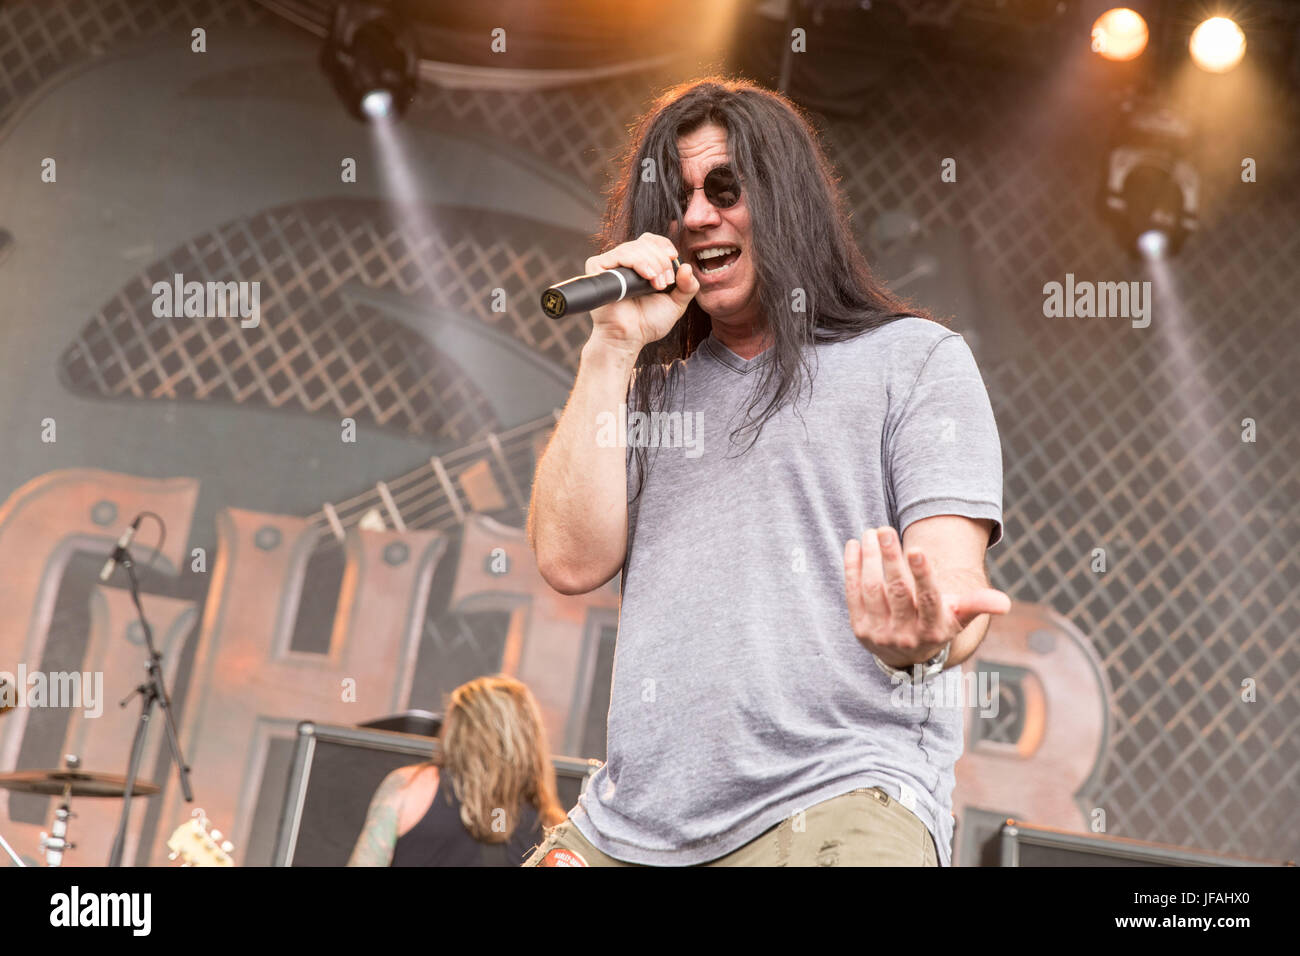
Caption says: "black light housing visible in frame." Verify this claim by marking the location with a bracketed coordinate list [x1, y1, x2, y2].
[1102, 101, 1199, 260]
[321, 2, 419, 122]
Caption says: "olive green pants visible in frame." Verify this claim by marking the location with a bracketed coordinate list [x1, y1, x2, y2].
[522, 786, 940, 867]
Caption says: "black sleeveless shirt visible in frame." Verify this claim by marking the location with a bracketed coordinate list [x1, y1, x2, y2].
[390, 768, 543, 867]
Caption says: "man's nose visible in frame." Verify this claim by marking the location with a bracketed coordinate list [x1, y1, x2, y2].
[683, 188, 722, 230]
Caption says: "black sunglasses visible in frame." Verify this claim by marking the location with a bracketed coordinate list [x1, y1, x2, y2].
[678, 165, 742, 209]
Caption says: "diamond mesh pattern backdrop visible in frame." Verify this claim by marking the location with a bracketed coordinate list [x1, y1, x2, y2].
[812, 57, 1299, 861]
[0, 0, 266, 128]
[58, 200, 596, 442]
[5, 0, 1296, 862]
[416, 71, 666, 194]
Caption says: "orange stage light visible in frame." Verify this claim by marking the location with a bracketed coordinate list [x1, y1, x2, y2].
[1092, 7, 1149, 62]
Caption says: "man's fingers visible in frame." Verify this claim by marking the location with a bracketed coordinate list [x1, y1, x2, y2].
[945, 588, 1013, 629]
[590, 235, 680, 286]
[844, 537, 886, 637]
[669, 262, 698, 303]
[858, 529, 890, 622]
[876, 527, 916, 626]
[843, 539, 865, 620]
[909, 550, 944, 638]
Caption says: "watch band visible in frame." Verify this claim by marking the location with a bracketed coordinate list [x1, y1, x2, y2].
[873, 644, 950, 681]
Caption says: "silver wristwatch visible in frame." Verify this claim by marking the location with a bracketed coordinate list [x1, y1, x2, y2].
[873, 644, 950, 682]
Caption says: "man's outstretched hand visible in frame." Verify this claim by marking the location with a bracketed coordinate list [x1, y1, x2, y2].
[843, 526, 1011, 670]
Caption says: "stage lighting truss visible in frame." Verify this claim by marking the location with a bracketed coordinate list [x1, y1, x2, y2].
[321, 2, 419, 122]
[1102, 103, 1199, 259]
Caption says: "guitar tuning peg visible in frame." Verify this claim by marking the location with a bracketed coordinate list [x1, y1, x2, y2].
[168, 851, 179, 861]
[210, 829, 223, 841]
[220, 841, 233, 853]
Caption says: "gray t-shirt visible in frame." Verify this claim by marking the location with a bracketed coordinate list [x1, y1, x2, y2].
[568, 315, 1004, 866]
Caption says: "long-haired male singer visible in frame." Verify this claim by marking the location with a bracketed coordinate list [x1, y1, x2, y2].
[525, 77, 1010, 867]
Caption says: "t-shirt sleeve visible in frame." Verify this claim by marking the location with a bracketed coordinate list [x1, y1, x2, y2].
[885, 333, 1004, 548]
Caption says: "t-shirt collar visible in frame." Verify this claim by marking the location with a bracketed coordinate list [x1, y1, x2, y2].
[702, 331, 773, 374]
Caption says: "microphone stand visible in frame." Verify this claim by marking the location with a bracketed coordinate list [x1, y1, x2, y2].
[0, 828, 25, 867]
[0, 677, 20, 866]
[106, 543, 193, 867]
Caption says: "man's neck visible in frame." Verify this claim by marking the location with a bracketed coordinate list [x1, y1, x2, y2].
[710, 320, 772, 360]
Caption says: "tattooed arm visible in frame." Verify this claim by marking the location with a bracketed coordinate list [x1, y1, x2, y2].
[347, 768, 408, 867]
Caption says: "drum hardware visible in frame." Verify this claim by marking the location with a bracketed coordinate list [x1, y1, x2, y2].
[0, 755, 162, 866]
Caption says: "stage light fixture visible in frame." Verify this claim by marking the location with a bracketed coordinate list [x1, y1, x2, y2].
[321, 2, 419, 122]
[1102, 103, 1199, 259]
[1189, 16, 1246, 73]
[1092, 7, 1149, 62]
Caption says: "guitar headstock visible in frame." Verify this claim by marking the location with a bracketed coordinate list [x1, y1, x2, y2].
[167, 809, 235, 867]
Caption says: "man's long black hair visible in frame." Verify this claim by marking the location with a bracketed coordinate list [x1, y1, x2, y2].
[599, 76, 935, 504]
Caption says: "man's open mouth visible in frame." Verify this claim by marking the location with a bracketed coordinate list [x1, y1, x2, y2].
[693, 245, 742, 275]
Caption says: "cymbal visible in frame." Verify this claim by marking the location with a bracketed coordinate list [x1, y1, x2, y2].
[0, 770, 161, 798]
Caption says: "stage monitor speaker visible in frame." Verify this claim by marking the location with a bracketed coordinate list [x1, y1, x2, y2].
[995, 819, 1294, 867]
[271, 721, 601, 866]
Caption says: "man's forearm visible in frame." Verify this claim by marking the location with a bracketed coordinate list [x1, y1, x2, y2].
[945, 612, 992, 669]
[526, 337, 639, 592]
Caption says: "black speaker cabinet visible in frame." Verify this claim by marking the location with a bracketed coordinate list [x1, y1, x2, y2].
[271, 721, 602, 866]
[995, 819, 1294, 867]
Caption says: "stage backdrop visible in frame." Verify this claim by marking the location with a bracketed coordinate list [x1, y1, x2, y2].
[0, 0, 1294, 866]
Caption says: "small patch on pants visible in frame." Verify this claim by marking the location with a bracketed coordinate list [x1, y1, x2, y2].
[539, 847, 588, 867]
[816, 840, 842, 866]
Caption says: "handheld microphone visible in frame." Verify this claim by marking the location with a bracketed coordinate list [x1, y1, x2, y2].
[99, 514, 142, 582]
[541, 258, 682, 318]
